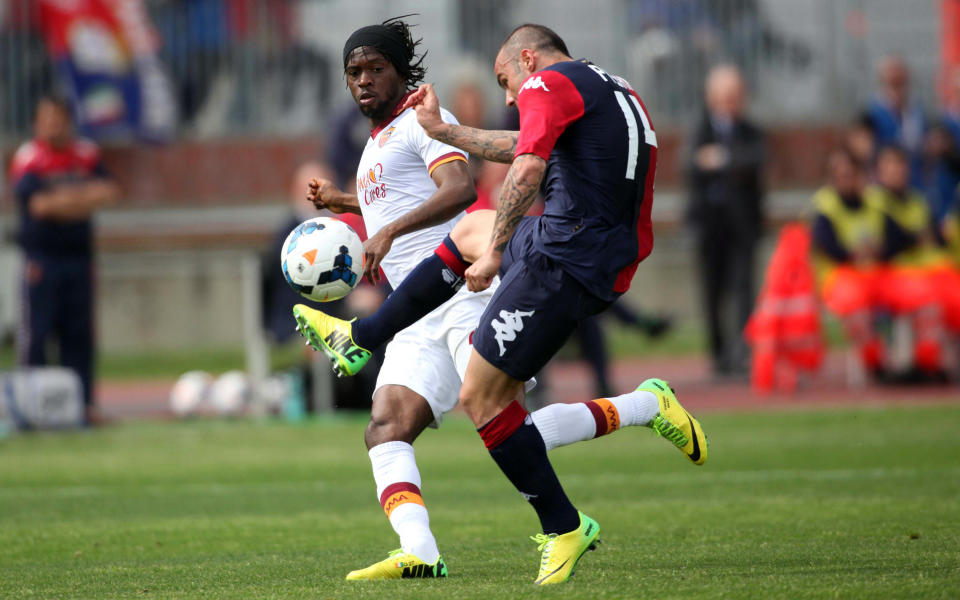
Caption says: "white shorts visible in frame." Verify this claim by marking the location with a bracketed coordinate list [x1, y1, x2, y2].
[374, 282, 535, 427]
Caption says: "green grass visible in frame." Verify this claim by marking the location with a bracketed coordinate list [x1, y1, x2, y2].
[1, 404, 958, 599]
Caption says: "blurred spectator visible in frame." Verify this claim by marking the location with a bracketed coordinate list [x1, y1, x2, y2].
[861, 56, 928, 191]
[866, 146, 959, 378]
[686, 64, 765, 376]
[846, 118, 878, 178]
[450, 80, 487, 129]
[927, 68, 960, 222]
[810, 149, 887, 378]
[262, 161, 386, 410]
[9, 96, 120, 424]
[151, 0, 230, 128]
[944, 188, 960, 265]
[263, 161, 334, 344]
[327, 103, 370, 189]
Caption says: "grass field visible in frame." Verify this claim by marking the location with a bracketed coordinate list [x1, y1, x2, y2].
[1, 404, 958, 599]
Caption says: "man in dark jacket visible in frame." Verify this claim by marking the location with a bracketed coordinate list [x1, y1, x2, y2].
[686, 64, 765, 376]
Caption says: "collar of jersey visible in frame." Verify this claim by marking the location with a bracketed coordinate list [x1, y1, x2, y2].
[370, 90, 416, 139]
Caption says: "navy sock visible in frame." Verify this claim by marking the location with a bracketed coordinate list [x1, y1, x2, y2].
[480, 401, 581, 535]
[352, 236, 470, 349]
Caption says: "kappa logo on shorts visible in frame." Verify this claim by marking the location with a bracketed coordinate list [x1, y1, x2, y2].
[491, 308, 535, 356]
[520, 76, 550, 94]
[440, 266, 465, 290]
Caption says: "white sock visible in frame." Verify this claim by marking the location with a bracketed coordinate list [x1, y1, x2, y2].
[530, 402, 595, 451]
[368, 441, 440, 564]
[609, 389, 660, 427]
[530, 390, 660, 451]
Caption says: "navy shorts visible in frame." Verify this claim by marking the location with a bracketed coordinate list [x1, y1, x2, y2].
[472, 217, 614, 381]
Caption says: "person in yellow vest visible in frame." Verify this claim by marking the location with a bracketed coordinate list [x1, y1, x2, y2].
[811, 149, 888, 377]
[866, 145, 958, 378]
[943, 209, 960, 336]
[942, 193, 960, 265]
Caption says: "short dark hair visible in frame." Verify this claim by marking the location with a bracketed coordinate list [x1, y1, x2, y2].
[500, 24, 569, 57]
[876, 144, 908, 163]
[827, 147, 864, 175]
[34, 95, 71, 120]
[382, 16, 427, 89]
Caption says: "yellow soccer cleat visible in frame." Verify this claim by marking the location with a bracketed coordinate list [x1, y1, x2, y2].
[639, 378, 708, 465]
[293, 304, 371, 377]
[345, 549, 447, 580]
[531, 512, 600, 585]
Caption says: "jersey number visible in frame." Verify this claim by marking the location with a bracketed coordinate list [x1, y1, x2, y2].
[613, 91, 657, 181]
[587, 63, 657, 181]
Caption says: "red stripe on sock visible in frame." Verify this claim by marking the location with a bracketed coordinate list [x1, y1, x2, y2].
[478, 401, 529, 449]
[379, 482, 422, 508]
[585, 400, 608, 437]
[434, 241, 469, 277]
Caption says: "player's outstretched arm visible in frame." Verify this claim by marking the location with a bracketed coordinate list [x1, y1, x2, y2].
[465, 153, 546, 292]
[403, 84, 518, 164]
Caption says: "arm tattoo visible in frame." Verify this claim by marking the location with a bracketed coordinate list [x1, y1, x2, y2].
[491, 154, 546, 252]
[434, 125, 518, 164]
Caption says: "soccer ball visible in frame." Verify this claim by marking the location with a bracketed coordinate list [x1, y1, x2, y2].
[209, 370, 251, 417]
[169, 370, 213, 417]
[281, 217, 363, 302]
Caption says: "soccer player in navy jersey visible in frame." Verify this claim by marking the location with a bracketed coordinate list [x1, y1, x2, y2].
[295, 24, 708, 584]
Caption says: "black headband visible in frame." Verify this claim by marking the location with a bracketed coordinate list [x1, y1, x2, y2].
[343, 25, 409, 73]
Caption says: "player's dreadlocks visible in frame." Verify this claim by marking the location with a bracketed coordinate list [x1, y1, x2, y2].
[342, 15, 428, 90]
[381, 15, 427, 89]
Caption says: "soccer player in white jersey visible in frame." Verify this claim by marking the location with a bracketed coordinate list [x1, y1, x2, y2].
[302, 18, 482, 580]
[299, 18, 693, 582]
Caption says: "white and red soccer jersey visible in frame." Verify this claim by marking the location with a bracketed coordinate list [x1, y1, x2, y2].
[355, 101, 468, 288]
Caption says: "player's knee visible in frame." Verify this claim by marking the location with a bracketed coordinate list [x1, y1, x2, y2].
[364, 387, 431, 449]
[365, 411, 419, 448]
[458, 380, 524, 428]
[457, 387, 486, 426]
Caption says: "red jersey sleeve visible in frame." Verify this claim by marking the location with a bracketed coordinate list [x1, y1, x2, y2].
[514, 69, 585, 160]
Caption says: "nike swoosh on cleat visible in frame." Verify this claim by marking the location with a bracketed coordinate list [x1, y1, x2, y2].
[685, 411, 701, 462]
[534, 558, 570, 585]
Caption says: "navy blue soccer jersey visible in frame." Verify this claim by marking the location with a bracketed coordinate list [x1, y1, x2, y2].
[9, 138, 108, 257]
[514, 59, 657, 301]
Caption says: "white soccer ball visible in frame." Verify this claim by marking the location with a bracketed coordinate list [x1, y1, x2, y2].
[281, 217, 363, 302]
[209, 371, 251, 417]
[169, 371, 213, 417]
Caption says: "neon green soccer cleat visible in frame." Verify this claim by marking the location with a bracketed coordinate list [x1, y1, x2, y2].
[639, 378, 708, 465]
[345, 549, 448, 580]
[531, 512, 601, 585]
[293, 304, 371, 377]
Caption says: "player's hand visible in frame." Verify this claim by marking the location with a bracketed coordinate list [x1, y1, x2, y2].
[307, 178, 346, 213]
[465, 250, 501, 292]
[402, 84, 446, 139]
[362, 230, 393, 284]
